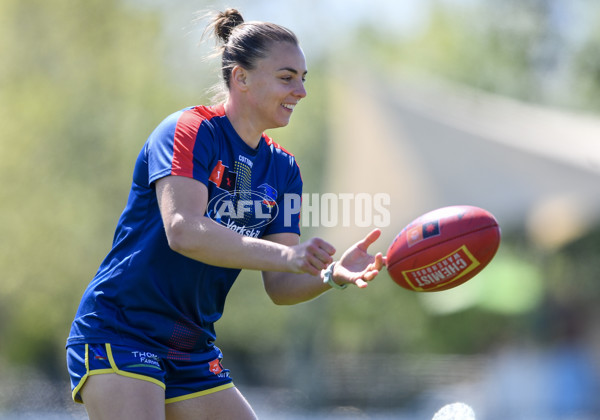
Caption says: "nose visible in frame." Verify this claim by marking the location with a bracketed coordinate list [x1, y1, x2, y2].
[294, 80, 307, 98]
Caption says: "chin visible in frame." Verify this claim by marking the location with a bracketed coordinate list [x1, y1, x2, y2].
[280, 116, 294, 126]
[270, 120, 291, 130]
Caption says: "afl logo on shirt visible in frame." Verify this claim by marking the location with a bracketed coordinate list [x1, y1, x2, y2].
[207, 189, 279, 232]
[207, 160, 279, 235]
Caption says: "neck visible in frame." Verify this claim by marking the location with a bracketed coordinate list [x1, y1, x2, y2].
[223, 100, 263, 149]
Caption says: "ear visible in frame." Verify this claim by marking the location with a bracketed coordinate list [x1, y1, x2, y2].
[230, 65, 249, 92]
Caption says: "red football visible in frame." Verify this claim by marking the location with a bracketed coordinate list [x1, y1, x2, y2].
[386, 205, 501, 292]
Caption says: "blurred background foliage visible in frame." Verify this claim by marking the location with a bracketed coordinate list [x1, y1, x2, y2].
[2, 0, 600, 416]
[359, 0, 600, 113]
[1, 0, 180, 375]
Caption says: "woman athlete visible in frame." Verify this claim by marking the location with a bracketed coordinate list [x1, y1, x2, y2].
[66, 8, 385, 419]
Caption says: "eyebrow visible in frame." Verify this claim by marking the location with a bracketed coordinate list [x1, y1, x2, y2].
[278, 67, 308, 76]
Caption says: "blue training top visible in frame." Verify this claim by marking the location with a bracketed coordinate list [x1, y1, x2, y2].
[67, 105, 302, 359]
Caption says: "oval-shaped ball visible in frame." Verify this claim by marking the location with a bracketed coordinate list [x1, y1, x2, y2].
[386, 205, 501, 292]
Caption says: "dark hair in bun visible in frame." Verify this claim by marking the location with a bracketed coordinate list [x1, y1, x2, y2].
[206, 8, 299, 89]
[211, 8, 245, 44]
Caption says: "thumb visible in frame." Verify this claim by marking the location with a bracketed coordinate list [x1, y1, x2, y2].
[357, 228, 382, 251]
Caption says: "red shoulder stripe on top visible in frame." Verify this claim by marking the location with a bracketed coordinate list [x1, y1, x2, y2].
[171, 105, 225, 177]
[264, 134, 295, 156]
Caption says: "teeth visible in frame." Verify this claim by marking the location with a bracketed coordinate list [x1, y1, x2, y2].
[282, 103, 295, 110]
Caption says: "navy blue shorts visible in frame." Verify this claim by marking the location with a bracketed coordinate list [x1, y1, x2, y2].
[66, 343, 234, 404]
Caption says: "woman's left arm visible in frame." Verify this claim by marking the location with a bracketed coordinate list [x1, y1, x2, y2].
[261, 229, 386, 305]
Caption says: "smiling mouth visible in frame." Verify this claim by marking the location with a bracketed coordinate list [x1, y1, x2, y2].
[281, 103, 296, 111]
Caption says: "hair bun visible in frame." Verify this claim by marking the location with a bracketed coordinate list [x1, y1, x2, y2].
[214, 8, 244, 43]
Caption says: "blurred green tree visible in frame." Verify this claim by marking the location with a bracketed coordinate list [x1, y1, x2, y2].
[0, 0, 187, 375]
[356, 0, 600, 113]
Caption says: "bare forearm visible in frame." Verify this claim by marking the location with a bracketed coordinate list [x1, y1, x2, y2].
[263, 271, 332, 305]
[166, 214, 291, 272]
[156, 176, 332, 275]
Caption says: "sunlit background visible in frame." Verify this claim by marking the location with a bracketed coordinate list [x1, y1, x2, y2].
[2, 0, 600, 419]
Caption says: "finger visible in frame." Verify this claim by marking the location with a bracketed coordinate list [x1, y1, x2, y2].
[356, 228, 382, 251]
[308, 252, 330, 271]
[303, 239, 333, 261]
[357, 254, 383, 278]
[308, 245, 334, 267]
[373, 252, 385, 270]
[301, 259, 321, 276]
[355, 278, 369, 288]
[362, 268, 379, 282]
[361, 256, 385, 281]
[313, 237, 336, 256]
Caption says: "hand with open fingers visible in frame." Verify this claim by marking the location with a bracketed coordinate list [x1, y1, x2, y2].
[331, 228, 386, 289]
[288, 237, 336, 276]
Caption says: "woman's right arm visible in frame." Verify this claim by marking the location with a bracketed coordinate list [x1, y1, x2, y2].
[155, 175, 334, 275]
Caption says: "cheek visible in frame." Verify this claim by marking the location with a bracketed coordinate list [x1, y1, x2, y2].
[249, 84, 274, 105]
[259, 91, 283, 109]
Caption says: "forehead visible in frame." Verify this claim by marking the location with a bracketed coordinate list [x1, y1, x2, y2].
[258, 42, 307, 73]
